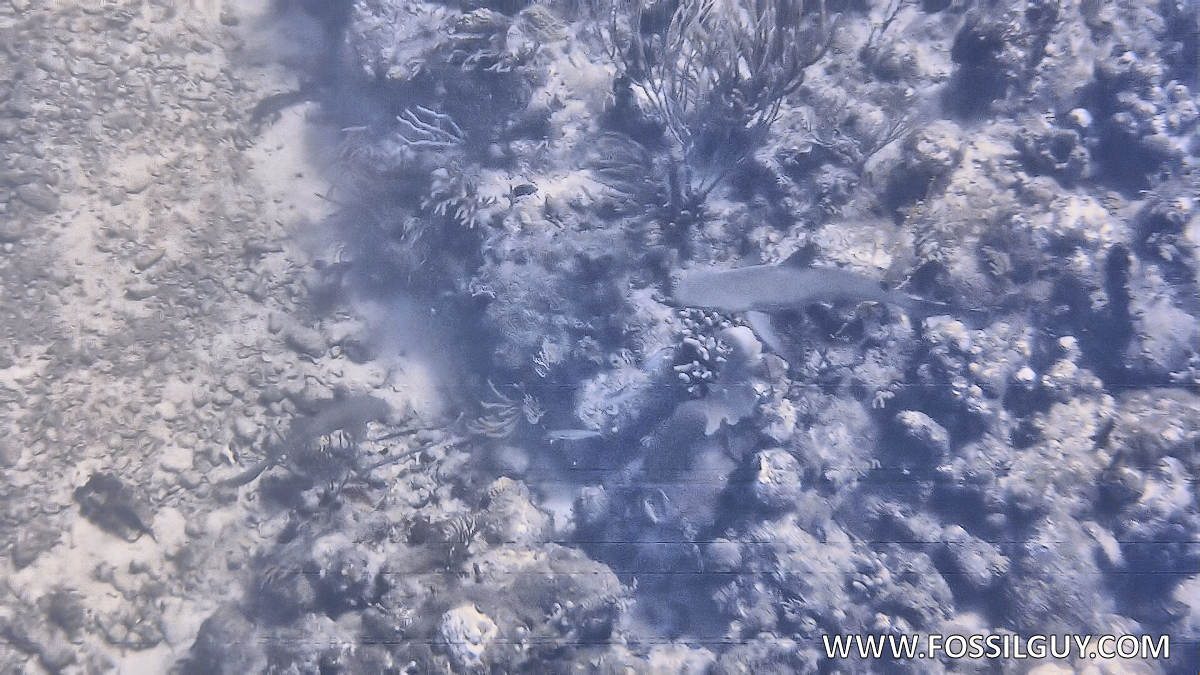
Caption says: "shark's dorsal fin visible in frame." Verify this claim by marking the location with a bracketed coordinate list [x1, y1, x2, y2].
[782, 246, 816, 268]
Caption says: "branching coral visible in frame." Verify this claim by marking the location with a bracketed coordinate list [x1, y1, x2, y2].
[607, 0, 832, 147]
[396, 106, 466, 150]
[672, 308, 736, 397]
[444, 8, 549, 73]
[468, 381, 546, 439]
[586, 132, 666, 216]
[711, 518, 955, 648]
[421, 167, 499, 230]
[601, 0, 836, 216]
[781, 96, 913, 178]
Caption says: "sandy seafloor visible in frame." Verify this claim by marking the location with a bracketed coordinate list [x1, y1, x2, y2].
[0, 0, 1197, 672]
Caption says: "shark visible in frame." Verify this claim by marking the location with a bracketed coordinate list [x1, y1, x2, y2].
[672, 256, 954, 351]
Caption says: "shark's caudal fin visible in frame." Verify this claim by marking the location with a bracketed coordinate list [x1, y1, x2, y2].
[955, 305, 994, 330]
[902, 295, 993, 328]
[901, 295, 952, 319]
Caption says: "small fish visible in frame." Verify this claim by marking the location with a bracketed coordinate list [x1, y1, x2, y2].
[511, 183, 538, 198]
[507, 183, 538, 207]
[74, 473, 157, 542]
[544, 429, 604, 442]
[219, 394, 392, 488]
[249, 85, 317, 126]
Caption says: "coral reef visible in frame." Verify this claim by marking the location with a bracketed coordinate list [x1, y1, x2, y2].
[236, 0, 1196, 669]
[13, 0, 1192, 670]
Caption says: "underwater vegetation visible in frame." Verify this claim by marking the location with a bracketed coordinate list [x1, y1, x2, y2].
[600, 0, 837, 226]
[172, 0, 1199, 671]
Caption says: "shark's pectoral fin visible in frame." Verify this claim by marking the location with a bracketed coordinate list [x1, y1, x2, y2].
[746, 311, 785, 353]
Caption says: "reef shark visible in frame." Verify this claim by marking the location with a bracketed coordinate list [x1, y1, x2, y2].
[672, 256, 951, 350]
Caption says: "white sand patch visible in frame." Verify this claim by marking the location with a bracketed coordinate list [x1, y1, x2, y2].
[0, 0, 449, 670]
[245, 102, 338, 228]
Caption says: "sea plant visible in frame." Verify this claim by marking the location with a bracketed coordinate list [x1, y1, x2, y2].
[600, 0, 837, 222]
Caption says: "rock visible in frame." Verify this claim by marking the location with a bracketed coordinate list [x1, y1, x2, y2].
[133, 247, 164, 270]
[124, 281, 157, 300]
[340, 338, 375, 364]
[40, 588, 88, 637]
[762, 397, 797, 443]
[905, 120, 962, 178]
[573, 485, 610, 531]
[209, 387, 234, 408]
[1126, 287, 1199, 379]
[38, 636, 76, 671]
[0, 440, 19, 467]
[178, 470, 203, 489]
[152, 507, 188, 554]
[159, 446, 193, 473]
[180, 606, 266, 675]
[258, 386, 286, 404]
[1016, 117, 1090, 182]
[0, 219, 26, 242]
[249, 564, 316, 624]
[703, 538, 742, 572]
[1028, 666, 1074, 675]
[159, 597, 197, 648]
[309, 535, 380, 613]
[12, 525, 60, 569]
[646, 644, 715, 673]
[36, 53, 66, 76]
[288, 380, 331, 413]
[1108, 389, 1200, 464]
[223, 374, 247, 398]
[154, 400, 179, 421]
[231, 416, 257, 443]
[745, 448, 804, 511]
[15, 184, 59, 212]
[190, 388, 209, 408]
[122, 168, 153, 194]
[104, 110, 141, 132]
[1, 612, 75, 670]
[73, 472, 155, 542]
[1013, 365, 1037, 388]
[893, 410, 951, 458]
[480, 477, 550, 545]
[284, 324, 327, 358]
[280, 378, 306, 401]
[104, 186, 125, 205]
[941, 525, 1008, 590]
[438, 604, 497, 671]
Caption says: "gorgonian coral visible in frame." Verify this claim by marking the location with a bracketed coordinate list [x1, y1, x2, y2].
[606, 0, 833, 147]
[599, 0, 837, 217]
[422, 167, 500, 230]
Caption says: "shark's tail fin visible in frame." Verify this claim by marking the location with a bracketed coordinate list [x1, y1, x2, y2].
[903, 295, 993, 328]
[901, 295, 952, 319]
